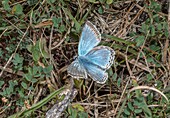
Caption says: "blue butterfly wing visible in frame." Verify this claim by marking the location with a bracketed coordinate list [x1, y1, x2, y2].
[78, 21, 101, 56]
[67, 59, 87, 78]
[86, 46, 115, 70]
[79, 56, 108, 84]
[68, 21, 115, 84]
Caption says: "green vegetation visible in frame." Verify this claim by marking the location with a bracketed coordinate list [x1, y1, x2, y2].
[0, 0, 169, 117]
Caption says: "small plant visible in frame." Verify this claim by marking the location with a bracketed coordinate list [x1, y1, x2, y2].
[67, 105, 88, 118]
[24, 65, 53, 83]
[27, 39, 49, 62]
[122, 95, 152, 117]
[12, 53, 24, 71]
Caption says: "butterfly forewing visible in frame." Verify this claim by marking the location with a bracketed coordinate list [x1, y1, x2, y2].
[78, 21, 101, 56]
[86, 46, 115, 70]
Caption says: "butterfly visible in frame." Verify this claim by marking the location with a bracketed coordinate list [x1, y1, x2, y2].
[67, 21, 115, 84]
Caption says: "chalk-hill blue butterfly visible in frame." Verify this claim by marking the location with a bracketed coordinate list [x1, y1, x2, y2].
[67, 21, 115, 84]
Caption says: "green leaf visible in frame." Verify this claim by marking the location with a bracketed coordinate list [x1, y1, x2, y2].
[12, 53, 24, 65]
[108, 68, 113, 76]
[150, 0, 161, 12]
[146, 74, 152, 81]
[71, 108, 77, 118]
[99, 0, 105, 3]
[127, 102, 134, 111]
[0, 81, 4, 88]
[157, 23, 162, 31]
[72, 104, 84, 112]
[42, 50, 50, 58]
[34, 73, 42, 78]
[149, 44, 160, 52]
[59, 25, 66, 33]
[28, 67, 33, 75]
[21, 82, 28, 89]
[134, 100, 145, 108]
[78, 111, 88, 118]
[142, 105, 152, 117]
[124, 108, 130, 115]
[68, 106, 71, 115]
[140, 24, 149, 34]
[2, 0, 11, 11]
[27, 0, 38, 6]
[24, 73, 32, 82]
[9, 80, 18, 87]
[32, 49, 41, 61]
[150, 25, 155, 36]
[6, 80, 18, 96]
[26, 45, 33, 53]
[12, 4, 23, 15]
[52, 17, 62, 28]
[39, 38, 50, 59]
[98, 6, 103, 14]
[31, 78, 38, 83]
[165, 28, 169, 38]
[146, 57, 160, 67]
[33, 65, 39, 75]
[106, 0, 113, 4]
[0, 90, 6, 96]
[28, 86, 34, 91]
[18, 89, 25, 98]
[117, 78, 121, 87]
[112, 72, 117, 81]
[31, 41, 41, 61]
[49, 0, 56, 3]
[5, 88, 12, 96]
[88, 0, 96, 3]
[134, 108, 142, 114]
[0, 48, 4, 57]
[43, 65, 53, 74]
[135, 36, 145, 47]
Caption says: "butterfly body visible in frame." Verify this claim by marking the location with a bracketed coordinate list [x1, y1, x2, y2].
[67, 21, 115, 84]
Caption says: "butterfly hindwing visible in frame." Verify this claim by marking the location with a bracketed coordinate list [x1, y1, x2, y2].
[67, 59, 87, 78]
[78, 21, 101, 56]
[79, 56, 108, 84]
[86, 46, 115, 70]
